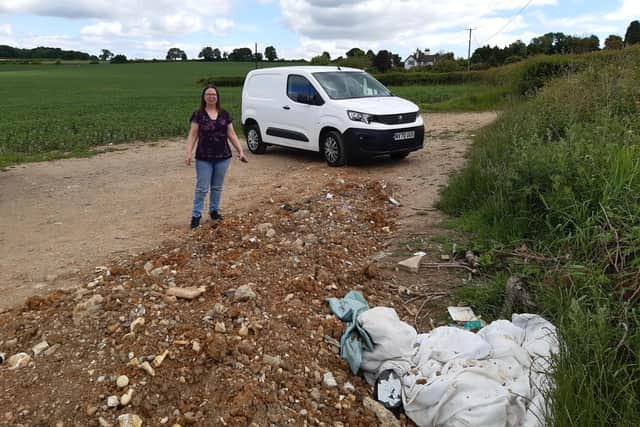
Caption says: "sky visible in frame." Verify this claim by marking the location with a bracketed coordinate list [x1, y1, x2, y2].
[0, 0, 638, 61]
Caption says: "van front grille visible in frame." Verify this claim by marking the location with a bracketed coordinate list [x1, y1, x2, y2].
[371, 112, 418, 125]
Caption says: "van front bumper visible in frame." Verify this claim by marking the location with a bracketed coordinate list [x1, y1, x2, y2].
[342, 125, 424, 158]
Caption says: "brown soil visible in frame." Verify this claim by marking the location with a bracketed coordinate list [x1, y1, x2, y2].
[0, 112, 497, 427]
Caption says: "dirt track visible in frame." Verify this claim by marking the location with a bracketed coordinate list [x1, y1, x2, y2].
[0, 112, 497, 427]
[0, 112, 496, 310]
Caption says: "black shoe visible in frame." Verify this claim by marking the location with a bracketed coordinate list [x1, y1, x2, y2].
[210, 210, 223, 221]
[190, 216, 201, 229]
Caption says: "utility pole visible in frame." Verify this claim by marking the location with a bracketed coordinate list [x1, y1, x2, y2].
[255, 42, 258, 69]
[465, 28, 475, 72]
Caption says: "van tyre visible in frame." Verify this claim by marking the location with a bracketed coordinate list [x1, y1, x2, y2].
[323, 130, 347, 167]
[245, 123, 267, 154]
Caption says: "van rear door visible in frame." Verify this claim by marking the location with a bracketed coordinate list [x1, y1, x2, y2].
[244, 72, 282, 139]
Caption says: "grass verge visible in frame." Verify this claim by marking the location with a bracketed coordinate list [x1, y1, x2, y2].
[440, 46, 640, 424]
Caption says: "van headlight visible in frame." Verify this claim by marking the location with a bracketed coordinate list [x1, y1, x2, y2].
[347, 110, 373, 124]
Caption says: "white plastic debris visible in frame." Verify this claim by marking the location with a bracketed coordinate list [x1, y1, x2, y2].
[388, 197, 401, 207]
[447, 306, 479, 322]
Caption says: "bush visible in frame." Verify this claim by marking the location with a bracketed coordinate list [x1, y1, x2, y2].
[516, 55, 586, 95]
[110, 54, 128, 64]
[196, 76, 245, 87]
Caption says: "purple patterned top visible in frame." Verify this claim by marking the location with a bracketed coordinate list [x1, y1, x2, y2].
[190, 109, 232, 161]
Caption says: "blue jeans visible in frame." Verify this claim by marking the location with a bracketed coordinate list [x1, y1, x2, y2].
[192, 158, 231, 218]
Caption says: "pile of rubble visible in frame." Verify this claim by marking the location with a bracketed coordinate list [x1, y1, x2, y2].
[1, 179, 418, 427]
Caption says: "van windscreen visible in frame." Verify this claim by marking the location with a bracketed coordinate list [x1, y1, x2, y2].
[312, 72, 392, 100]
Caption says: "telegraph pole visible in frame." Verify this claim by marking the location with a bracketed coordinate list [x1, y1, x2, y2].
[255, 42, 258, 69]
[465, 28, 475, 71]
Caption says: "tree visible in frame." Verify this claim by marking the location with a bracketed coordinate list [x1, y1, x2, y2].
[198, 47, 215, 61]
[212, 48, 221, 60]
[254, 52, 263, 62]
[264, 46, 277, 61]
[604, 35, 623, 50]
[228, 47, 253, 61]
[505, 40, 527, 58]
[166, 47, 187, 61]
[310, 51, 331, 65]
[624, 20, 640, 46]
[110, 54, 128, 64]
[345, 47, 365, 57]
[99, 49, 113, 61]
[528, 33, 555, 55]
[391, 54, 402, 68]
[372, 50, 392, 72]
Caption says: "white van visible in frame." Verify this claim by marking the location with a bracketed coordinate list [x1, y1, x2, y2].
[241, 66, 424, 166]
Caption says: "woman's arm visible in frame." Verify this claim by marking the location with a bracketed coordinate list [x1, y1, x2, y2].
[185, 122, 199, 165]
[227, 124, 248, 163]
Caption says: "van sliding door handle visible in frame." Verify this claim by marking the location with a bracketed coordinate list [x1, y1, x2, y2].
[282, 106, 291, 110]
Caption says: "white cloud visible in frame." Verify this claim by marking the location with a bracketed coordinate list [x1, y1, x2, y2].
[80, 21, 125, 37]
[0, 0, 230, 19]
[277, 0, 558, 57]
[2, 0, 230, 38]
[208, 18, 235, 36]
[605, 0, 640, 21]
[0, 23, 13, 36]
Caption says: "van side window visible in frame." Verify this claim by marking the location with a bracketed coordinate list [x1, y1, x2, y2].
[287, 75, 323, 105]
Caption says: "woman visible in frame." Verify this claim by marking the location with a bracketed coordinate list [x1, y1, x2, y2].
[185, 84, 247, 229]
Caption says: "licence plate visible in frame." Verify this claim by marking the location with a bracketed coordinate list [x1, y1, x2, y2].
[393, 130, 415, 141]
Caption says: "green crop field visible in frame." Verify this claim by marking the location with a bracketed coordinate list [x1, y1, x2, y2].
[0, 61, 294, 167]
[0, 60, 503, 168]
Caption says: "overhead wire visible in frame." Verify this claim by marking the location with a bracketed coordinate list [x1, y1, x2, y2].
[482, 0, 534, 45]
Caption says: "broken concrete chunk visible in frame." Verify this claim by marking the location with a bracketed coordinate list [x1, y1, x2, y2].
[117, 414, 143, 427]
[234, 284, 256, 301]
[153, 349, 169, 367]
[32, 340, 49, 356]
[7, 352, 32, 369]
[363, 396, 401, 427]
[165, 287, 205, 300]
[72, 294, 104, 325]
[116, 375, 129, 388]
[140, 361, 155, 376]
[130, 317, 145, 333]
[398, 254, 425, 273]
[322, 372, 338, 388]
[120, 388, 134, 406]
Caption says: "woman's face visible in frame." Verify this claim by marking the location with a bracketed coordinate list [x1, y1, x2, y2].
[204, 88, 218, 108]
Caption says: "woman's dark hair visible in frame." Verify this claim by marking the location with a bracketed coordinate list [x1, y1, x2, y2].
[199, 84, 221, 112]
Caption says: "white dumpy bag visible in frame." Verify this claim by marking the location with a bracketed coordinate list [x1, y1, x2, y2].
[358, 308, 558, 427]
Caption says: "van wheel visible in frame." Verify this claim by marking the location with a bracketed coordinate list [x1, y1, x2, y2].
[245, 123, 267, 154]
[323, 131, 347, 167]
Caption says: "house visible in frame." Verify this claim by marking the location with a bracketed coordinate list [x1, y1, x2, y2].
[403, 52, 437, 69]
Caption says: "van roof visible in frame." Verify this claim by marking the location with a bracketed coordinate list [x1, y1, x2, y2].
[247, 66, 363, 75]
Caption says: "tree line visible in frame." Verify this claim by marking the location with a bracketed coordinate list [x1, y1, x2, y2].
[4, 19, 638, 71]
[0, 45, 93, 60]
[470, 20, 640, 69]
[161, 45, 279, 62]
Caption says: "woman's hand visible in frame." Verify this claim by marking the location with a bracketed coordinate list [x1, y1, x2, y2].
[186, 122, 199, 166]
[238, 152, 248, 163]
